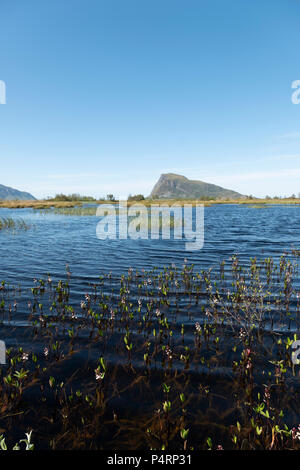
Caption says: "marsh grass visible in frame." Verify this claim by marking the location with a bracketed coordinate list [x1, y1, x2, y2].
[1, 197, 300, 209]
[38, 206, 180, 230]
[0, 201, 81, 209]
[0, 217, 31, 231]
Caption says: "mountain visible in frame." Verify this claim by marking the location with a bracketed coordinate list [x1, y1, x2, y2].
[0, 184, 36, 201]
[149, 173, 245, 200]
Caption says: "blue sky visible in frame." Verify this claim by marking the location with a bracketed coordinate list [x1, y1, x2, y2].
[1, 0, 300, 198]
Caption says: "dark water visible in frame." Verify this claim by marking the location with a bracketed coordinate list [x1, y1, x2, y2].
[1, 204, 300, 354]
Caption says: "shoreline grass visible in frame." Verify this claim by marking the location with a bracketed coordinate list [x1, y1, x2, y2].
[0, 200, 82, 209]
[1, 197, 300, 209]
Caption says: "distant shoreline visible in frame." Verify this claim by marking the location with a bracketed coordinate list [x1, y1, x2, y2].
[1, 198, 300, 209]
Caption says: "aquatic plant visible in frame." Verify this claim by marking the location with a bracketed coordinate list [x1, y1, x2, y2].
[1, 253, 300, 449]
[38, 206, 97, 216]
[0, 431, 34, 450]
[0, 217, 31, 231]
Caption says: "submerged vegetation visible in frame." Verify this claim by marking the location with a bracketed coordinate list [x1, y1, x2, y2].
[0, 217, 31, 231]
[39, 206, 98, 216]
[1, 253, 300, 449]
[38, 206, 179, 230]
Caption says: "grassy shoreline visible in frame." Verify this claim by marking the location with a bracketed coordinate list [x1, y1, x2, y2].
[1, 197, 300, 209]
[0, 200, 82, 209]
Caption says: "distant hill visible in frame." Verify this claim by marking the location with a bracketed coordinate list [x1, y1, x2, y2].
[149, 173, 245, 200]
[0, 184, 36, 201]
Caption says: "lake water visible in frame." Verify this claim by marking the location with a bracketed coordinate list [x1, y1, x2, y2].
[1, 204, 300, 449]
[1, 204, 299, 289]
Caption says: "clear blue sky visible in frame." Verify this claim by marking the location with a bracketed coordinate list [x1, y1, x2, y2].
[1, 0, 300, 198]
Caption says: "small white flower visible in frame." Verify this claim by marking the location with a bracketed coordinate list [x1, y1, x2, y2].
[95, 368, 105, 381]
[21, 352, 29, 362]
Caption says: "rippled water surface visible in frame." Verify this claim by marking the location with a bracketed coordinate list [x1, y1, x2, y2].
[1, 204, 300, 449]
[1, 204, 299, 288]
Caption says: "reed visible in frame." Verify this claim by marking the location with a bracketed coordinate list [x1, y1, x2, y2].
[0, 217, 31, 231]
[0, 200, 81, 209]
